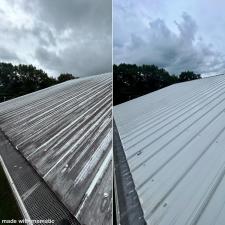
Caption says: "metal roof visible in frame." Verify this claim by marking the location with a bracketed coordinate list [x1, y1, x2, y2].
[0, 73, 112, 225]
[0, 130, 79, 225]
[113, 120, 146, 225]
[114, 75, 225, 225]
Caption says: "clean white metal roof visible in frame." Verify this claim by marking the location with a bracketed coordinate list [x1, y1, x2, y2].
[114, 75, 225, 225]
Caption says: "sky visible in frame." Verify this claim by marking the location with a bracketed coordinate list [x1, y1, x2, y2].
[114, 0, 225, 76]
[0, 0, 112, 77]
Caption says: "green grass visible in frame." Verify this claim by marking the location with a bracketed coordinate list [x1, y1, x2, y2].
[0, 165, 22, 224]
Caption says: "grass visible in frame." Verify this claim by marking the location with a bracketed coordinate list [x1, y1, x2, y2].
[0, 165, 22, 224]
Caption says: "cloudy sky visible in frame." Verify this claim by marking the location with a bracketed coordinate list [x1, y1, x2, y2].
[114, 0, 225, 76]
[0, 0, 112, 77]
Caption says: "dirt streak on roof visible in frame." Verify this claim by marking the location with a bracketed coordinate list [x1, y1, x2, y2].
[0, 73, 112, 225]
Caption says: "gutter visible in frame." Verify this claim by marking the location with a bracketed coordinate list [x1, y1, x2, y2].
[0, 155, 33, 225]
[113, 120, 146, 225]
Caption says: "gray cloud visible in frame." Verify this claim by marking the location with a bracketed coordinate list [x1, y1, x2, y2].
[35, 40, 112, 76]
[0, 0, 112, 76]
[36, 0, 112, 34]
[0, 46, 18, 61]
[30, 23, 57, 47]
[114, 2, 225, 76]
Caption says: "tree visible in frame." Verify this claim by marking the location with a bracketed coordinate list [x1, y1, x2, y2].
[16, 64, 58, 93]
[58, 73, 78, 83]
[113, 63, 201, 105]
[179, 71, 201, 82]
[0, 63, 81, 102]
[0, 63, 58, 102]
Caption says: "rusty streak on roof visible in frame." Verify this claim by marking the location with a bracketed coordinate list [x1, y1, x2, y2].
[0, 73, 112, 225]
[114, 75, 225, 225]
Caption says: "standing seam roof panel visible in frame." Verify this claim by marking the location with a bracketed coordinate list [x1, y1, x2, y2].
[114, 75, 225, 225]
[0, 73, 112, 225]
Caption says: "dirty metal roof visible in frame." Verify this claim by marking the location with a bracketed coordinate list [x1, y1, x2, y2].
[114, 75, 225, 225]
[0, 73, 112, 225]
[0, 130, 80, 225]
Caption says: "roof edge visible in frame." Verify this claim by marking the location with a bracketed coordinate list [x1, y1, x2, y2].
[113, 120, 146, 225]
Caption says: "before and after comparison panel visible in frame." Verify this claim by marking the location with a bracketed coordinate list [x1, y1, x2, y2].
[0, 0, 225, 225]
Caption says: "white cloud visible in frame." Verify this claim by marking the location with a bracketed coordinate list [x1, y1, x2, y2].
[114, 0, 225, 76]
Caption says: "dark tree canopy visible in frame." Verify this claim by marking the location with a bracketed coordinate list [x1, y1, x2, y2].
[58, 73, 78, 83]
[113, 63, 201, 105]
[179, 71, 201, 82]
[0, 62, 78, 102]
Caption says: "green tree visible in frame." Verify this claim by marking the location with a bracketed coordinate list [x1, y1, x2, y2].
[113, 63, 201, 105]
[179, 71, 201, 82]
[0, 63, 58, 102]
[58, 73, 78, 83]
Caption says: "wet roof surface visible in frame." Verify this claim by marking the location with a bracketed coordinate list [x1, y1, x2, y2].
[0, 73, 112, 225]
[114, 75, 225, 225]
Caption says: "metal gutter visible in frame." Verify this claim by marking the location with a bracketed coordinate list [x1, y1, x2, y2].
[113, 120, 146, 225]
[0, 155, 32, 225]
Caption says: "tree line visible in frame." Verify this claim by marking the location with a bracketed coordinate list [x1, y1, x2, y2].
[0, 62, 78, 102]
[113, 64, 201, 105]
